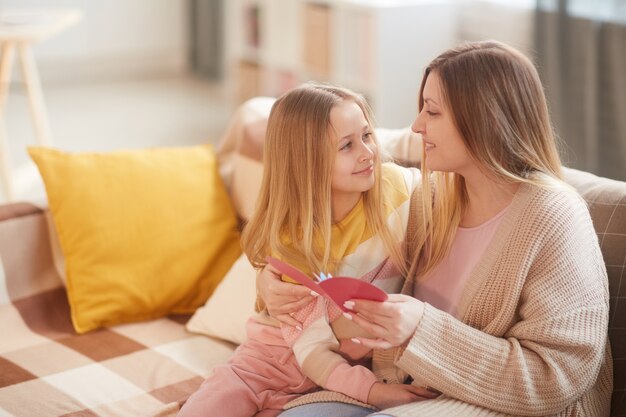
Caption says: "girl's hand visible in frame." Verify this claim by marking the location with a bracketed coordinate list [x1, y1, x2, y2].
[368, 382, 438, 410]
[257, 264, 316, 327]
[344, 294, 424, 349]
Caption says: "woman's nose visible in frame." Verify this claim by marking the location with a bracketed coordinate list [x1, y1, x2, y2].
[412, 112, 425, 134]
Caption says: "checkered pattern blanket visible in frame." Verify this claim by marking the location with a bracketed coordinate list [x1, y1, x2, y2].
[0, 205, 236, 417]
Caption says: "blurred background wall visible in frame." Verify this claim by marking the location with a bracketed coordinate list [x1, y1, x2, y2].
[1, 0, 624, 202]
[1, 0, 189, 83]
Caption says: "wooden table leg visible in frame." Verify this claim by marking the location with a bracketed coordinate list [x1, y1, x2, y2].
[17, 42, 52, 147]
[0, 42, 16, 201]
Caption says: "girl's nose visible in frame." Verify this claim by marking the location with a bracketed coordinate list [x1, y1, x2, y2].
[359, 142, 374, 162]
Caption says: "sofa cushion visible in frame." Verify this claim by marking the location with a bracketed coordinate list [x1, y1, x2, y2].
[0, 205, 61, 306]
[216, 97, 273, 221]
[28, 145, 242, 334]
[186, 253, 257, 345]
[564, 167, 626, 415]
[0, 202, 41, 222]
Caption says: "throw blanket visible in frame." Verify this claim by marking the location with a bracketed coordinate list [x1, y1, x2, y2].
[0, 206, 234, 416]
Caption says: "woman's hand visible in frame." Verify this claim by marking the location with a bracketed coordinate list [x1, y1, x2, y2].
[368, 382, 437, 410]
[343, 294, 424, 349]
[257, 263, 316, 327]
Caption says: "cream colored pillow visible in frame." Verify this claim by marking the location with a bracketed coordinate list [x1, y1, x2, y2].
[186, 254, 257, 345]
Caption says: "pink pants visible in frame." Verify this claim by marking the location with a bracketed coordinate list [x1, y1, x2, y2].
[178, 330, 318, 417]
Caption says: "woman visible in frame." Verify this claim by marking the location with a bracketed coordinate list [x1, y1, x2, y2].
[258, 41, 612, 416]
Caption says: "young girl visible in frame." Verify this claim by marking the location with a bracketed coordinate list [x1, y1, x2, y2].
[177, 83, 430, 417]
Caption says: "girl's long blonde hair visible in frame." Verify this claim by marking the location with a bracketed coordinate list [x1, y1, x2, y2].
[242, 83, 405, 275]
[410, 40, 564, 280]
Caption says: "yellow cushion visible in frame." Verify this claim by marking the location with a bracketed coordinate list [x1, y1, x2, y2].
[28, 145, 241, 333]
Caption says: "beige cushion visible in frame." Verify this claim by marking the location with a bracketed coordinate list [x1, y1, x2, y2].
[231, 154, 264, 222]
[0, 205, 62, 304]
[186, 254, 257, 345]
[376, 127, 422, 166]
[0, 202, 40, 221]
[216, 97, 273, 221]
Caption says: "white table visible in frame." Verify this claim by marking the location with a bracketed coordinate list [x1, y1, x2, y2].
[0, 9, 82, 200]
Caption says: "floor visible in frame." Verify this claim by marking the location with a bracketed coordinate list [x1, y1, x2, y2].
[2, 74, 235, 203]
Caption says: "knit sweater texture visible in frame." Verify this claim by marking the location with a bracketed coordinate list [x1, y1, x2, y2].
[286, 181, 612, 415]
[370, 182, 612, 416]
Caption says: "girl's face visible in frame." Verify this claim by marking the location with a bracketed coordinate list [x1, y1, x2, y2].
[411, 71, 474, 175]
[329, 100, 376, 203]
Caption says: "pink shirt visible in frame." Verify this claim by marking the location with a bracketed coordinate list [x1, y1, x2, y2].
[414, 206, 509, 317]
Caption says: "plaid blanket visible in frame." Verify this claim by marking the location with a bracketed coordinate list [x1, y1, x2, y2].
[0, 204, 236, 417]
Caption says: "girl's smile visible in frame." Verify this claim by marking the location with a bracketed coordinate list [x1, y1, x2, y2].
[353, 164, 374, 176]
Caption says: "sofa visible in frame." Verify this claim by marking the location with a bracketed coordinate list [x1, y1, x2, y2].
[0, 98, 624, 417]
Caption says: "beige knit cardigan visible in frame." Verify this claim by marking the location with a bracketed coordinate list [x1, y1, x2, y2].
[371, 182, 613, 416]
[286, 182, 613, 416]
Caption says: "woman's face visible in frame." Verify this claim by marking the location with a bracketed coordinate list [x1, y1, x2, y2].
[411, 71, 474, 175]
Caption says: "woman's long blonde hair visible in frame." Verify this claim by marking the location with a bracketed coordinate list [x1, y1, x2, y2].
[411, 40, 564, 280]
[242, 83, 405, 275]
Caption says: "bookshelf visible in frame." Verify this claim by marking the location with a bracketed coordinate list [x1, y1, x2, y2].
[224, 0, 460, 128]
